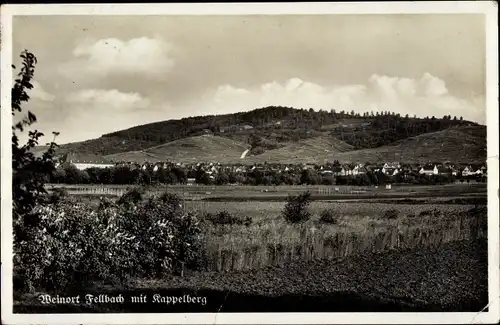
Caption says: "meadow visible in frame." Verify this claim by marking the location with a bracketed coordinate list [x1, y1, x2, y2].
[184, 200, 484, 272]
[46, 182, 487, 200]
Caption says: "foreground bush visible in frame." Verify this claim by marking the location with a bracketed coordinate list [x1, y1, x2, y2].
[383, 209, 399, 220]
[319, 208, 339, 224]
[206, 210, 252, 226]
[282, 191, 312, 224]
[13, 193, 206, 292]
[46, 188, 68, 205]
[117, 187, 145, 207]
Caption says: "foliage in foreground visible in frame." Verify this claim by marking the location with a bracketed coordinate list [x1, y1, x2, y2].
[14, 192, 206, 292]
[12, 50, 59, 220]
[282, 191, 312, 224]
[319, 208, 339, 224]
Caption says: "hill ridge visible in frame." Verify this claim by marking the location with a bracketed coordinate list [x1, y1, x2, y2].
[28, 106, 485, 163]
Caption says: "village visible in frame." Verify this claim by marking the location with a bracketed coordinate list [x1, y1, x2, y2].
[53, 152, 487, 186]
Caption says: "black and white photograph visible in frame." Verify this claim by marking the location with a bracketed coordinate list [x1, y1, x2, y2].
[1, 2, 499, 324]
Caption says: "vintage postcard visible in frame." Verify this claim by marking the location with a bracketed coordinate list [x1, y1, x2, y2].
[1, 2, 499, 324]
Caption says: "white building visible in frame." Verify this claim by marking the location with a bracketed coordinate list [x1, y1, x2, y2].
[419, 165, 438, 175]
[60, 153, 114, 170]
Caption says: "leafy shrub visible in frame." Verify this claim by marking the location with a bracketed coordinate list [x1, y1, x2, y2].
[282, 191, 312, 224]
[206, 210, 252, 226]
[319, 208, 338, 224]
[46, 188, 68, 205]
[383, 208, 399, 220]
[14, 192, 207, 292]
[117, 187, 145, 206]
[158, 191, 183, 213]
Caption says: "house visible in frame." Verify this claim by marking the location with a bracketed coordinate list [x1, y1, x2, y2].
[383, 162, 400, 169]
[419, 164, 438, 175]
[471, 165, 485, 176]
[388, 168, 400, 176]
[351, 164, 367, 175]
[342, 165, 353, 176]
[462, 166, 474, 176]
[60, 153, 114, 170]
[333, 165, 352, 176]
[235, 166, 246, 173]
[187, 178, 196, 185]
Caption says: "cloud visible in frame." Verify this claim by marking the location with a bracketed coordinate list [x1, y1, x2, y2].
[44, 89, 157, 143]
[198, 73, 485, 124]
[29, 81, 55, 101]
[60, 37, 175, 79]
[66, 89, 150, 110]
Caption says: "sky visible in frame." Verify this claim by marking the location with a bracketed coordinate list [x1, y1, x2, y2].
[12, 14, 486, 144]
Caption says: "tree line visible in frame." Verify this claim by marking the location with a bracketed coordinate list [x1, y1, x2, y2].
[49, 164, 485, 187]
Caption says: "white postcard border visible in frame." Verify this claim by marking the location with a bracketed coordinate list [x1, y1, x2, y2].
[1, 2, 498, 324]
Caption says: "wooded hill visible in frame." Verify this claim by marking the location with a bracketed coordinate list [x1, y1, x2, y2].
[33, 106, 486, 163]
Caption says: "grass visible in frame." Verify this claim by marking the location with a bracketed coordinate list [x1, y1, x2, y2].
[46, 183, 487, 200]
[184, 201, 477, 219]
[184, 201, 485, 272]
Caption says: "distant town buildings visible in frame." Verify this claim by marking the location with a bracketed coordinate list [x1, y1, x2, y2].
[59, 153, 114, 170]
[56, 151, 487, 185]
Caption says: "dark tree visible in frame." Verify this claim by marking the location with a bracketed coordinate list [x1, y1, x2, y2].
[11, 50, 59, 218]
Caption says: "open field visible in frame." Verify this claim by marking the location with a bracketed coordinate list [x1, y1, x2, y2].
[45, 183, 487, 200]
[184, 201, 479, 218]
[15, 239, 487, 313]
[192, 203, 485, 272]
